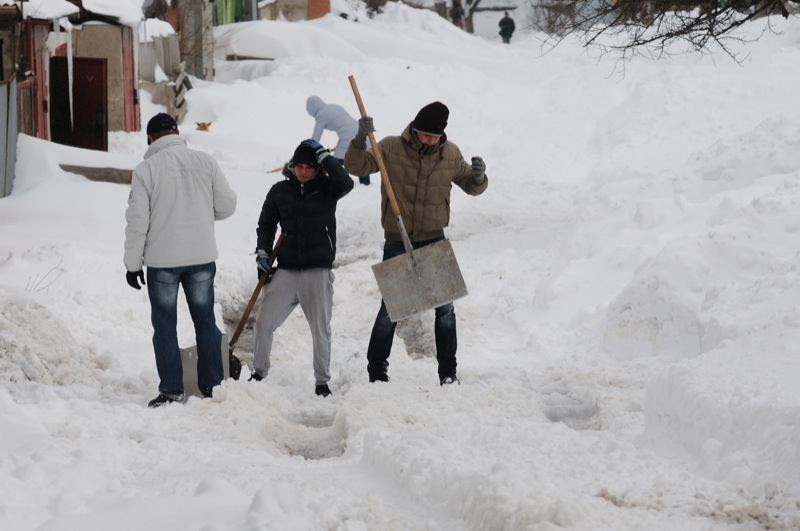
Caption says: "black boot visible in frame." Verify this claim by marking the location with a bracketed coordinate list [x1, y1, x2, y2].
[440, 375, 460, 386]
[369, 373, 389, 383]
[147, 393, 186, 408]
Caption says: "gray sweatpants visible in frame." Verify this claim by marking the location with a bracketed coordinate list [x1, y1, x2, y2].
[252, 268, 334, 385]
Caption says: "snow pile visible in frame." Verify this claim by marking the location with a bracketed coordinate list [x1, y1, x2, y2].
[1, 3, 800, 530]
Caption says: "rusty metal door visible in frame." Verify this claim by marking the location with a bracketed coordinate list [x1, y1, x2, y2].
[49, 56, 107, 151]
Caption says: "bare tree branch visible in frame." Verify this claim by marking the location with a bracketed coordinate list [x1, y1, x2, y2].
[536, 0, 798, 61]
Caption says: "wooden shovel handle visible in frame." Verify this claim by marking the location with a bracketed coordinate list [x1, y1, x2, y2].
[348, 76, 400, 217]
[228, 232, 285, 357]
[349, 75, 414, 253]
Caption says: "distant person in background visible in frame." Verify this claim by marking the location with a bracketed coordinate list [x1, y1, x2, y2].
[306, 96, 371, 185]
[499, 11, 516, 44]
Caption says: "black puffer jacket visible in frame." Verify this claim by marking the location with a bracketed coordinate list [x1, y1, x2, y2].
[256, 157, 353, 269]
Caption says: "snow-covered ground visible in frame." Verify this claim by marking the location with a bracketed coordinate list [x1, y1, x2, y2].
[1, 2, 800, 529]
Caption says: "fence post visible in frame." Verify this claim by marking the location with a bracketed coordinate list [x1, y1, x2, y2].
[1, 77, 18, 198]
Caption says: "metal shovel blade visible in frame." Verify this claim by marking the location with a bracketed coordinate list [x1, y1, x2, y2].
[372, 239, 468, 322]
[179, 333, 229, 398]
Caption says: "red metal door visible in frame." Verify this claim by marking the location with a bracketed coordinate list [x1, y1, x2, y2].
[49, 56, 107, 151]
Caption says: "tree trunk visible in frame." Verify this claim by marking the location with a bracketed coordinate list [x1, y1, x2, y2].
[465, 11, 475, 33]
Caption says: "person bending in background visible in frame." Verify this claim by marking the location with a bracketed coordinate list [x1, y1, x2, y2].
[251, 139, 354, 397]
[344, 102, 489, 386]
[306, 95, 372, 185]
[124, 113, 237, 408]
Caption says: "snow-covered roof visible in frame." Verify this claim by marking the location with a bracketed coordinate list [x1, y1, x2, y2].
[22, 0, 144, 26]
[213, 20, 365, 62]
[139, 17, 175, 43]
[82, 0, 144, 26]
[20, 0, 144, 26]
[20, 0, 79, 19]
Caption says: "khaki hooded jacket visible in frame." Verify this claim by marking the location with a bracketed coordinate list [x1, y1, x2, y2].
[344, 123, 488, 242]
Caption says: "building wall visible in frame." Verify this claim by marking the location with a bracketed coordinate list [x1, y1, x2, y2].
[71, 24, 125, 131]
[216, 0, 245, 24]
[259, 0, 329, 22]
[0, 27, 17, 82]
[276, 0, 307, 21]
[307, 0, 330, 20]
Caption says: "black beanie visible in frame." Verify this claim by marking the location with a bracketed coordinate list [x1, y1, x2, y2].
[413, 102, 449, 135]
[292, 143, 318, 166]
[146, 113, 178, 136]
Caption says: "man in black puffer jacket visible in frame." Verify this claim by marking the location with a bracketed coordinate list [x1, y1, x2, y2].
[251, 139, 354, 397]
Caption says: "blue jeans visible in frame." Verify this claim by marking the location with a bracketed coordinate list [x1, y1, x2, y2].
[366, 238, 457, 379]
[146, 262, 223, 396]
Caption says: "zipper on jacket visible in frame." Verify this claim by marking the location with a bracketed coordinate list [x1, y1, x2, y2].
[325, 226, 334, 251]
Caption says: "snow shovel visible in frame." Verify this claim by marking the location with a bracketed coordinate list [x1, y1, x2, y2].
[180, 233, 284, 386]
[226, 232, 285, 379]
[348, 75, 468, 321]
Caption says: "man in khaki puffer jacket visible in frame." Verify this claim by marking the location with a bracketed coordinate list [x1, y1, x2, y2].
[344, 101, 488, 386]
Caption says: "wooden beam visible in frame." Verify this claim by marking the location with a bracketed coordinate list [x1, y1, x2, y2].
[0, 5, 20, 22]
[60, 164, 133, 184]
[225, 54, 275, 61]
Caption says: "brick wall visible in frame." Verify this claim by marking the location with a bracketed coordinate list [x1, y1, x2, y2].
[307, 0, 330, 20]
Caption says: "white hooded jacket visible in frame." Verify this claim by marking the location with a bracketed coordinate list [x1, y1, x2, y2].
[124, 134, 237, 271]
[306, 95, 359, 158]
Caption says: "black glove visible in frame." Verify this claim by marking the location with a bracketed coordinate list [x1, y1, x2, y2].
[471, 156, 486, 185]
[126, 270, 145, 290]
[300, 139, 330, 164]
[355, 116, 375, 143]
[256, 249, 273, 282]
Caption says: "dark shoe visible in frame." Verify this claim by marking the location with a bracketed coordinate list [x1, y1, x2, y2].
[369, 373, 389, 383]
[315, 384, 331, 397]
[440, 375, 460, 386]
[248, 372, 263, 382]
[200, 387, 214, 398]
[147, 393, 185, 408]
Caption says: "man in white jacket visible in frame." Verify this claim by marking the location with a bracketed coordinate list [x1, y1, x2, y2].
[124, 113, 237, 408]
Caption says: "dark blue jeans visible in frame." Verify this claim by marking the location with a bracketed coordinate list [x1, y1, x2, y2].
[367, 238, 457, 379]
[146, 262, 223, 396]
